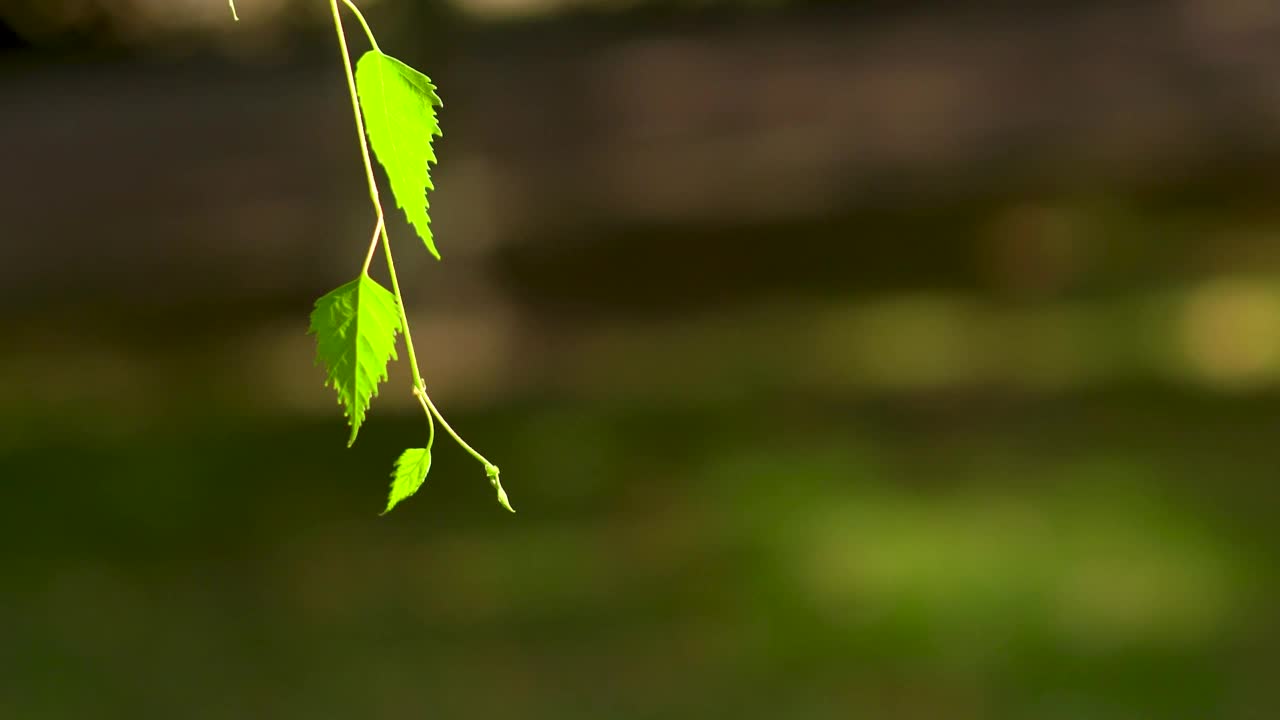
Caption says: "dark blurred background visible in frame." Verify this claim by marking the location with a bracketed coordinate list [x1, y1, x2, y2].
[3, 0, 1280, 717]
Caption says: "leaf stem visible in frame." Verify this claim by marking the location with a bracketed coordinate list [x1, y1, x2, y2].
[376, 222, 426, 391]
[361, 216, 384, 275]
[415, 390, 436, 452]
[342, 0, 381, 52]
[229, 0, 239, 21]
[329, 0, 385, 245]
[413, 388, 487, 468]
[415, 386, 513, 512]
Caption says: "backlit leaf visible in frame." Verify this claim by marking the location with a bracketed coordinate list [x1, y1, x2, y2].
[385, 447, 431, 513]
[308, 273, 402, 446]
[356, 50, 444, 258]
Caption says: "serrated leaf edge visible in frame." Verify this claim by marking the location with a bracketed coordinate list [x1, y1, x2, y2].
[307, 273, 402, 446]
[356, 50, 444, 259]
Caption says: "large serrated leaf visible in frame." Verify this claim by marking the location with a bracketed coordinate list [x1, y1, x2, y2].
[356, 50, 444, 259]
[385, 447, 432, 513]
[308, 273, 402, 446]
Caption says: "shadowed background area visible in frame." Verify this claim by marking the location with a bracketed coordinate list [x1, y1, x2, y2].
[3, 0, 1280, 717]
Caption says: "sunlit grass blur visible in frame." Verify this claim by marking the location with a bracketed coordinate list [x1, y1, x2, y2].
[4, 251, 1278, 716]
[2, 388, 1272, 718]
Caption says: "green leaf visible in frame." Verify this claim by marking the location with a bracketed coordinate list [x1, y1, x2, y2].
[385, 447, 431, 513]
[308, 273, 402, 446]
[356, 50, 444, 259]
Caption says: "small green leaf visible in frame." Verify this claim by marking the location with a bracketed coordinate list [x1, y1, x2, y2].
[385, 447, 432, 513]
[308, 273, 402, 446]
[355, 50, 444, 259]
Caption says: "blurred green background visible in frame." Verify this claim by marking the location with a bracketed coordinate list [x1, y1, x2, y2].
[3, 1, 1280, 717]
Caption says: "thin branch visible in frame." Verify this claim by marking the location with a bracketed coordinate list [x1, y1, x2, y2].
[375, 212, 426, 392]
[328, 0, 385, 246]
[330, 0, 425, 393]
[332, 0, 509, 512]
[415, 386, 513, 512]
[415, 390, 437, 452]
